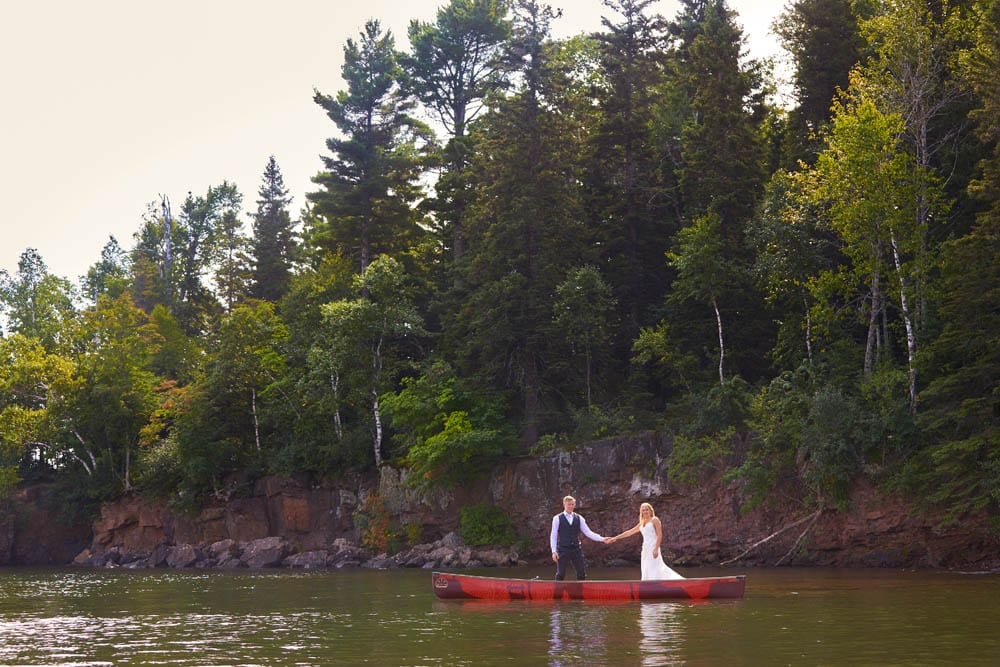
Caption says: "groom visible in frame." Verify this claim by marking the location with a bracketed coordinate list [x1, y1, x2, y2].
[549, 495, 607, 580]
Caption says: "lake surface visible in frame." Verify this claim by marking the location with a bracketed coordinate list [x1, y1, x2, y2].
[0, 566, 997, 666]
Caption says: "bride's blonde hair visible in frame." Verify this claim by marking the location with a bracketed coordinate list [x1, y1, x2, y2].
[638, 502, 656, 526]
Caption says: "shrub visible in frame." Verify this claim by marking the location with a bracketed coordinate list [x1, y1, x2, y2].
[459, 504, 517, 547]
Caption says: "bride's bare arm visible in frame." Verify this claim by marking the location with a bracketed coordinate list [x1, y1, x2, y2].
[609, 522, 642, 543]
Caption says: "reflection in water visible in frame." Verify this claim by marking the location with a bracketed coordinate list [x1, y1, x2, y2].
[638, 602, 684, 666]
[548, 605, 610, 666]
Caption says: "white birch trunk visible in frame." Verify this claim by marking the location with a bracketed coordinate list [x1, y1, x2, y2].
[890, 232, 918, 412]
[70, 430, 97, 476]
[713, 297, 725, 385]
[330, 373, 343, 440]
[372, 335, 384, 467]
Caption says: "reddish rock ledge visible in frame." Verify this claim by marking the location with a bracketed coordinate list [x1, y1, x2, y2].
[3, 432, 998, 571]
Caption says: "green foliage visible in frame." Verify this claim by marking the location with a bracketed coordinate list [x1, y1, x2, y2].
[773, 0, 866, 165]
[737, 363, 910, 510]
[82, 237, 131, 304]
[250, 156, 296, 302]
[308, 20, 432, 275]
[0, 249, 77, 352]
[913, 214, 1000, 520]
[133, 438, 183, 499]
[568, 404, 637, 443]
[383, 360, 513, 488]
[668, 427, 736, 486]
[1, 0, 998, 531]
[459, 503, 517, 547]
[661, 377, 753, 485]
[552, 266, 617, 407]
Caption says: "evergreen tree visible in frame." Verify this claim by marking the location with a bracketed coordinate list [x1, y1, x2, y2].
[308, 20, 432, 275]
[664, 0, 772, 383]
[915, 0, 1000, 519]
[589, 0, 674, 342]
[214, 208, 253, 313]
[774, 0, 866, 166]
[402, 0, 511, 266]
[454, 0, 592, 443]
[250, 156, 296, 302]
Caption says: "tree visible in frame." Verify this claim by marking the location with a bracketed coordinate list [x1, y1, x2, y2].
[859, 0, 971, 338]
[0, 334, 79, 492]
[69, 293, 162, 492]
[811, 75, 946, 410]
[214, 208, 253, 313]
[204, 302, 289, 454]
[672, 0, 766, 245]
[667, 211, 734, 385]
[174, 182, 244, 333]
[250, 156, 296, 302]
[82, 236, 131, 303]
[774, 0, 866, 165]
[130, 200, 179, 314]
[148, 304, 201, 384]
[914, 0, 1000, 520]
[402, 0, 511, 265]
[589, 0, 674, 341]
[130, 184, 244, 334]
[382, 359, 512, 488]
[313, 255, 425, 467]
[666, 0, 773, 384]
[308, 20, 432, 275]
[552, 266, 616, 406]
[0, 248, 76, 352]
[452, 0, 593, 443]
[749, 169, 836, 367]
[0, 293, 162, 494]
[916, 213, 1000, 519]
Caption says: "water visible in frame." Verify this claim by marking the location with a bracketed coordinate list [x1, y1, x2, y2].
[0, 566, 997, 666]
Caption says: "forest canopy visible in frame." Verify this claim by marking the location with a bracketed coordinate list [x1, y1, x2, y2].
[1, 0, 997, 526]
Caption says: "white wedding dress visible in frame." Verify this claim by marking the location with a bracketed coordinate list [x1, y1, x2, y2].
[640, 522, 684, 580]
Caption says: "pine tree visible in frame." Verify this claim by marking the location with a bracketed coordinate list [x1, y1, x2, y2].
[665, 0, 772, 383]
[402, 0, 511, 266]
[774, 0, 866, 166]
[589, 0, 674, 341]
[250, 156, 295, 302]
[453, 0, 591, 443]
[915, 0, 1000, 518]
[307, 20, 432, 275]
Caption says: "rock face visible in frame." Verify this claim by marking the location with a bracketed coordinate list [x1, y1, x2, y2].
[3, 432, 998, 570]
[0, 485, 91, 566]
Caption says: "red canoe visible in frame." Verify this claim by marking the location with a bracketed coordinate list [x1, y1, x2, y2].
[432, 571, 746, 601]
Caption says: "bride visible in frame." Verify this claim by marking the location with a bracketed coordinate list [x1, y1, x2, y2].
[608, 503, 684, 580]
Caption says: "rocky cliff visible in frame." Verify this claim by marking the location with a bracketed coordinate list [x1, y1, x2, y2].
[3, 432, 997, 570]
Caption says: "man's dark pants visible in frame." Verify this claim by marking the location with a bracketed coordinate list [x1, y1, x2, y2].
[555, 547, 586, 580]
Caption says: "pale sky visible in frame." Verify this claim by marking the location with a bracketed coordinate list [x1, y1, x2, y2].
[1, 0, 786, 283]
